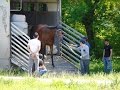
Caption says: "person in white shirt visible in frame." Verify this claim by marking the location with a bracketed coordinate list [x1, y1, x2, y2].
[27, 32, 41, 76]
[77, 39, 90, 75]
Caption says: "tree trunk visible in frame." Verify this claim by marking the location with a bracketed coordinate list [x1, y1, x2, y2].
[85, 24, 95, 48]
[82, 0, 100, 48]
[82, 10, 95, 48]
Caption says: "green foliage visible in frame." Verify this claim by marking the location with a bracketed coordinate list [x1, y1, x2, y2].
[62, 0, 120, 57]
[62, 0, 88, 34]
[93, 0, 120, 57]
[0, 67, 27, 76]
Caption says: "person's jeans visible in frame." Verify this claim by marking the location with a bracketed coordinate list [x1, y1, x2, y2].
[103, 57, 112, 73]
[28, 55, 39, 76]
[34, 69, 47, 76]
[39, 69, 47, 76]
[80, 59, 90, 75]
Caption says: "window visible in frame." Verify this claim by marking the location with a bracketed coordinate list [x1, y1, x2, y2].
[22, 3, 48, 12]
[10, 0, 22, 11]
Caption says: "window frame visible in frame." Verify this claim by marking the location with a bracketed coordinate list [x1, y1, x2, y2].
[10, 0, 22, 11]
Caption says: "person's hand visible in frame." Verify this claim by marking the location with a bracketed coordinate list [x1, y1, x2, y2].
[31, 53, 37, 59]
[69, 44, 73, 47]
[109, 57, 112, 60]
[102, 57, 104, 61]
[80, 56, 82, 59]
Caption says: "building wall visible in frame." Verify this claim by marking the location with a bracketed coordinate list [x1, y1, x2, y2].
[0, 0, 10, 69]
[10, 0, 58, 25]
[11, 0, 58, 12]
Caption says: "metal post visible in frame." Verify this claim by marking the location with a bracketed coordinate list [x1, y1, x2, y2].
[56, 0, 60, 55]
[56, 0, 62, 24]
[59, 0, 62, 22]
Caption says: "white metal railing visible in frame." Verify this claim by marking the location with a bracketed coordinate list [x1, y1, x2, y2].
[11, 22, 30, 71]
[60, 22, 84, 69]
[61, 22, 84, 37]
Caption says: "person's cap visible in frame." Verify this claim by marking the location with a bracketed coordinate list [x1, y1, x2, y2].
[80, 39, 85, 44]
[82, 36, 88, 40]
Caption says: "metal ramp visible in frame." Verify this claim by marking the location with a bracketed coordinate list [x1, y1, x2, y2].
[45, 55, 78, 73]
[10, 21, 84, 72]
[60, 22, 84, 69]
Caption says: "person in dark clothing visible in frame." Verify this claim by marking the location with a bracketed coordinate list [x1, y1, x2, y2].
[103, 39, 112, 73]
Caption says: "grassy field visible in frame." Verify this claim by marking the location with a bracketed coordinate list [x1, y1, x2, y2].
[0, 58, 120, 90]
[0, 73, 120, 90]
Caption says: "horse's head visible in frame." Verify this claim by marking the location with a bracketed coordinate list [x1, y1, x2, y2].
[49, 24, 63, 38]
[55, 30, 64, 41]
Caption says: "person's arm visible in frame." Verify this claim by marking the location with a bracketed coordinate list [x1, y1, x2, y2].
[110, 49, 112, 60]
[67, 44, 79, 51]
[27, 44, 32, 54]
[69, 44, 78, 48]
[103, 49, 105, 58]
[41, 65, 47, 70]
[43, 65, 47, 70]
[34, 41, 41, 54]
[102, 45, 106, 60]
[76, 46, 80, 50]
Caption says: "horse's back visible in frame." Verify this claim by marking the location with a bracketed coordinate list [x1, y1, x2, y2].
[35, 24, 57, 45]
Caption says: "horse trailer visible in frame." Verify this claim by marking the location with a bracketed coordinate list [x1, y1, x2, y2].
[0, 0, 61, 70]
[0, 0, 84, 71]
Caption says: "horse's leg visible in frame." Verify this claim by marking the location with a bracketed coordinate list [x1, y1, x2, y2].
[50, 45, 55, 67]
[42, 44, 46, 63]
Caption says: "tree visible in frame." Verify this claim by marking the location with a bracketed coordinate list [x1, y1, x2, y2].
[62, 0, 101, 48]
[62, 0, 120, 57]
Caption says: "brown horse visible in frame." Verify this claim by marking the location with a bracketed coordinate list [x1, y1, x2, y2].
[30, 24, 61, 67]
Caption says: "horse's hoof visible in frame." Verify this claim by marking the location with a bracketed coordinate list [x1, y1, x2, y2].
[52, 65, 55, 68]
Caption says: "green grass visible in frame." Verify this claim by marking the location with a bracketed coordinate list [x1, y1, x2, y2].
[0, 73, 120, 90]
[90, 57, 120, 73]
[0, 58, 120, 90]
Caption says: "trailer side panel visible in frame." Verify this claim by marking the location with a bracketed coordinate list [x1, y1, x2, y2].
[0, 0, 10, 69]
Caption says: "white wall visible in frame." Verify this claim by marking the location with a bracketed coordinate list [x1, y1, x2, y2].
[0, 0, 10, 69]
